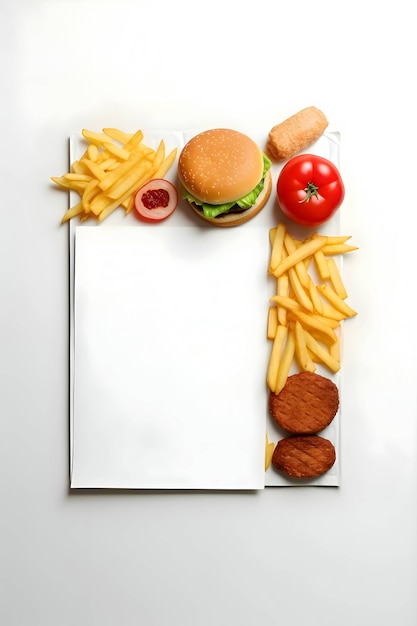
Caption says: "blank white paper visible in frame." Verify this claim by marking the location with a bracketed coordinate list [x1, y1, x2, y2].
[70, 225, 268, 489]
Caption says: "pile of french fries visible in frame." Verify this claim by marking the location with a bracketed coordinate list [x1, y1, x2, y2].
[267, 222, 357, 395]
[51, 128, 178, 223]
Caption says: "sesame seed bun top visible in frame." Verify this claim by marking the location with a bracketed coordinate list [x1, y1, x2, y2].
[178, 128, 264, 205]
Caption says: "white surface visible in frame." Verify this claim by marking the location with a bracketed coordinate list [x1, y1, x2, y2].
[69, 131, 343, 489]
[1, 1, 417, 625]
[71, 225, 267, 490]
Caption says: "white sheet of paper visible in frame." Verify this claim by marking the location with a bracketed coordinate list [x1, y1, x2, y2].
[70, 225, 269, 489]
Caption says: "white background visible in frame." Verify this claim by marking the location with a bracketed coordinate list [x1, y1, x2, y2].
[1, 1, 416, 625]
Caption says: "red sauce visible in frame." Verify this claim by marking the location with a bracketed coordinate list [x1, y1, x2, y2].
[141, 189, 170, 209]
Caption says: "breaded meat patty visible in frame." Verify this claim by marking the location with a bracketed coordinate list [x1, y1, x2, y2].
[272, 435, 336, 478]
[269, 371, 339, 434]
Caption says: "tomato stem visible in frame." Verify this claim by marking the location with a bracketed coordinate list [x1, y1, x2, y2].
[300, 181, 319, 203]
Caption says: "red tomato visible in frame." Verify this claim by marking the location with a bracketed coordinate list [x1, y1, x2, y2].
[134, 179, 178, 221]
[276, 154, 345, 227]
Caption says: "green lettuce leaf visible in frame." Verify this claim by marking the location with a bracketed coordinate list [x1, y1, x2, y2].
[182, 153, 272, 219]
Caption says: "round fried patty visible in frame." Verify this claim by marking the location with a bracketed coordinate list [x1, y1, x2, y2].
[269, 371, 339, 434]
[272, 435, 336, 478]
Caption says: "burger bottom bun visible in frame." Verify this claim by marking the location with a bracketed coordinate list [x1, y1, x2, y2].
[187, 169, 272, 227]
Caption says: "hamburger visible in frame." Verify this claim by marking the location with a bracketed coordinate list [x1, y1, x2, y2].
[178, 128, 272, 226]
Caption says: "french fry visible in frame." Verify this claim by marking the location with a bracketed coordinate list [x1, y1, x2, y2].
[150, 140, 166, 170]
[71, 160, 90, 175]
[310, 313, 340, 329]
[81, 178, 100, 212]
[288, 266, 313, 312]
[61, 201, 84, 223]
[277, 274, 289, 325]
[303, 329, 341, 373]
[294, 320, 316, 373]
[275, 326, 295, 394]
[81, 159, 107, 181]
[97, 157, 118, 171]
[284, 232, 310, 287]
[289, 309, 338, 345]
[121, 193, 135, 213]
[63, 173, 92, 182]
[102, 141, 131, 161]
[153, 147, 178, 181]
[102, 127, 133, 144]
[320, 302, 346, 321]
[272, 235, 327, 277]
[317, 284, 357, 318]
[308, 277, 324, 315]
[86, 144, 98, 161]
[270, 295, 302, 314]
[329, 337, 341, 362]
[123, 129, 145, 150]
[307, 347, 320, 363]
[314, 248, 330, 280]
[322, 243, 359, 255]
[325, 235, 352, 245]
[81, 129, 114, 146]
[265, 434, 275, 471]
[266, 325, 288, 392]
[50, 176, 87, 193]
[269, 222, 286, 272]
[326, 257, 348, 299]
[267, 306, 278, 340]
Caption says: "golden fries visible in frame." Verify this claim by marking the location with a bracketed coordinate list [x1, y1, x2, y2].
[269, 222, 286, 271]
[265, 434, 275, 471]
[275, 325, 296, 394]
[294, 320, 316, 373]
[51, 127, 178, 223]
[271, 235, 327, 278]
[266, 222, 357, 393]
[266, 324, 288, 392]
